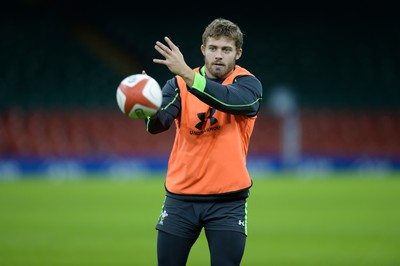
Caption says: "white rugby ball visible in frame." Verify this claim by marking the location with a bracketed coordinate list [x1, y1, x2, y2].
[116, 74, 162, 119]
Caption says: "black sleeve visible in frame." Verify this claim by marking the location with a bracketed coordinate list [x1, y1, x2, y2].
[187, 75, 263, 117]
[145, 77, 180, 134]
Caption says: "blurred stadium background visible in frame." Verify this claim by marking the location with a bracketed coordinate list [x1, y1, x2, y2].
[0, 1, 399, 177]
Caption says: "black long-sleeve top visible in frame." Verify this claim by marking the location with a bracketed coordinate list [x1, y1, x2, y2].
[146, 67, 263, 134]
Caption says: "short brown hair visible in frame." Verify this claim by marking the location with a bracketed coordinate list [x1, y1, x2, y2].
[202, 18, 244, 50]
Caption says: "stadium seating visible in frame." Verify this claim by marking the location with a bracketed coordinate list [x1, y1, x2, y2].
[1, 6, 399, 162]
[1, 108, 399, 159]
[300, 108, 400, 158]
[0, 108, 175, 157]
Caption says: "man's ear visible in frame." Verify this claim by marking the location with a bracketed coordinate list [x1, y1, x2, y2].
[236, 48, 243, 60]
[201, 44, 206, 56]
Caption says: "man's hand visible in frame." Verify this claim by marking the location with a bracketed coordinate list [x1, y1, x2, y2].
[153, 36, 195, 87]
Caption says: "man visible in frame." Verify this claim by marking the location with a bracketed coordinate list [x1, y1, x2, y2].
[146, 18, 263, 265]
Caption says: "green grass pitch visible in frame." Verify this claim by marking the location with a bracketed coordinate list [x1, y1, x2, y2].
[1, 172, 400, 266]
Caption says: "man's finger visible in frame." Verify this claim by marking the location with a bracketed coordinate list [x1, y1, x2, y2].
[164, 36, 178, 51]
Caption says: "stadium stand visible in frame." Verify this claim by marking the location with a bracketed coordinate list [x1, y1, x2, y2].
[0, 108, 175, 157]
[300, 108, 400, 158]
[1, 108, 399, 159]
[1, 3, 399, 174]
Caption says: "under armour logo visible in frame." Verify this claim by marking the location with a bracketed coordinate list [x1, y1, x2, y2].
[238, 220, 245, 226]
[159, 210, 168, 225]
[195, 108, 218, 130]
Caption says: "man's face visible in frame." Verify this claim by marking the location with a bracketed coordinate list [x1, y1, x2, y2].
[201, 36, 242, 79]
